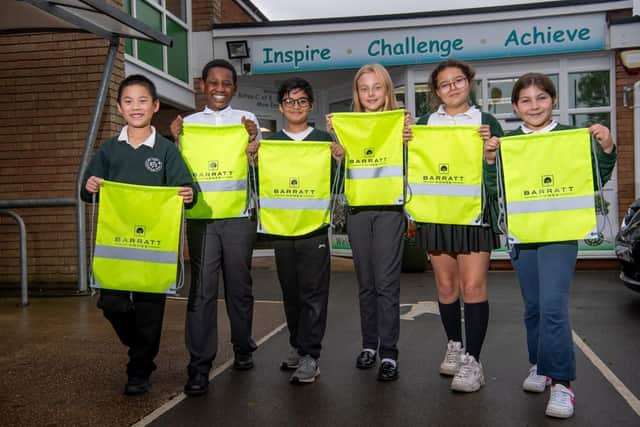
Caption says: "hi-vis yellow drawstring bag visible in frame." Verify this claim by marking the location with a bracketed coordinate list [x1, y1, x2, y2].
[258, 140, 332, 237]
[332, 110, 405, 206]
[499, 128, 597, 244]
[181, 123, 249, 219]
[406, 125, 484, 225]
[92, 180, 183, 294]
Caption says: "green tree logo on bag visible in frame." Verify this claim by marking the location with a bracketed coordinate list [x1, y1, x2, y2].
[542, 175, 554, 186]
[134, 225, 146, 237]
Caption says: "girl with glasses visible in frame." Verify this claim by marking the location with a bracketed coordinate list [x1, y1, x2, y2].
[415, 59, 503, 392]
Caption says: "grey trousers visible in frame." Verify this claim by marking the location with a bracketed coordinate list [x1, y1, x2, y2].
[347, 209, 404, 360]
[185, 218, 257, 376]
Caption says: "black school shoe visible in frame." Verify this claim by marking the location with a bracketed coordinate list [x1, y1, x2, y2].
[233, 354, 254, 370]
[124, 377, 151, 396]
[184, 373, 209, 396]
[356, 350, 377, 369]
[377, 361, 399, 381]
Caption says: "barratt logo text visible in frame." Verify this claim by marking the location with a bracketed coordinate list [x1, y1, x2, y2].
[523, 176, 575, 198]
[193, 159, 233, 179]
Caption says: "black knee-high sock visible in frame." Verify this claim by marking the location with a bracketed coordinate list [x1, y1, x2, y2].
[438, 299, 462, 343]
[464, 301, 489, 361]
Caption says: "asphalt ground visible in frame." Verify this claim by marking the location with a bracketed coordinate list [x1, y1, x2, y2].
[141, 267, 639, 427]
[1, 259, 638, 426]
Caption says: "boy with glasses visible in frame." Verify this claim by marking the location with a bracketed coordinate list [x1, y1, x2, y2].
[260, 77, 343, 383]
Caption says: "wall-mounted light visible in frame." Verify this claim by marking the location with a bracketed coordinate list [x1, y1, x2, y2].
[620, 49, 640, 72]
[226, 40, 250, 59]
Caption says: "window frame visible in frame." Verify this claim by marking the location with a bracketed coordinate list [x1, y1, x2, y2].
[126, 0, 191, 87]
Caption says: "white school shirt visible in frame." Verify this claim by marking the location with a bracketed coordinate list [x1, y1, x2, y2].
[427, 105, 482, 126]
[117, 125, 156, 149]
[183, 105, 262, 139]
[282, 127, 314, 141]
[520, 120, 558, 134]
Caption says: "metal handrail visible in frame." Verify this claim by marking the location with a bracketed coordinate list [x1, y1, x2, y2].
[0, 209, 29, 307]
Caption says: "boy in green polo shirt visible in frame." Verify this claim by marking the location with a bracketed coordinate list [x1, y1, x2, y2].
[81, 74, 196, 395]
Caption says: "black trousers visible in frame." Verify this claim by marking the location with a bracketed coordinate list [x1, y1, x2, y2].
[98, 289, 167, 379]
[185, 218, 257, 376]
[347, 210, 404, 360]
[273, 233, 330, 360]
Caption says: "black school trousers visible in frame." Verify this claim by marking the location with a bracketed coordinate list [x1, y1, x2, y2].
[273, 233, 330, 360]
[185, 217, 257, 376]
[98, 289, 167, 379]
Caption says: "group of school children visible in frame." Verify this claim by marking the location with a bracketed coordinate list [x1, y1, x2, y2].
[81, 56, 616, 420]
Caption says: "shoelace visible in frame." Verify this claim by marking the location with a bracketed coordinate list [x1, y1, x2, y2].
[299, 357, 316, 372]
[445, 347, 460, 365]
[457, 357, 474, 378]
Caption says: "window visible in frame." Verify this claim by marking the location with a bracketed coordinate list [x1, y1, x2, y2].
[568, 71, 611, 128]
[124, 0, 190, 84]
[487, 75, 559, 115]
[329, 99, 352, 113]
[395, 85, 406, 108]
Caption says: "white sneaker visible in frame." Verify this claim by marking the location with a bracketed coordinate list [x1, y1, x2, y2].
[451, 353, 485, 392]
[545, 384, 575, 418]
[439, 340, 463, 376]
[522, 365, 551, 393]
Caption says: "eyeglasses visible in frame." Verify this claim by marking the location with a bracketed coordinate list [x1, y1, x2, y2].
[282, 97, 311, 108]
[437, 76, 468, 93]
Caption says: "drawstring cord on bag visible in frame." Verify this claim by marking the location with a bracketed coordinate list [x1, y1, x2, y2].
[591, 135, 611, 239]
[329, 158, 343, 228]
[175, 205, 186, 291]
[495, 148, 512, 252]
[89, 192, 98, 295]
[249, 156, 260, 229]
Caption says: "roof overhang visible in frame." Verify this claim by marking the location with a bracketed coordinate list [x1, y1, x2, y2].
[1, 0, 171, 46]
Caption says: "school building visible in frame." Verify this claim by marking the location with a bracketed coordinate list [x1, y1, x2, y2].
[1, 0, 639, 287]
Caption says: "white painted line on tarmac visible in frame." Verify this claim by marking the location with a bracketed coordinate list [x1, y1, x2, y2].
[572, 330, 640, 417]
[133, 321, 288, 427]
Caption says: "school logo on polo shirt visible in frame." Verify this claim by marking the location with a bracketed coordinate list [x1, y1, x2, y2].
[145, 157, 163, 172]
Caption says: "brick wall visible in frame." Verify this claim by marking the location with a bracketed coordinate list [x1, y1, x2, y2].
[614, 54, 638, 222]
[192, 0, 220, 32]
[0, 33, 124, 286]
[609, 8, 637, 222]
[194, 0, 254, 29]
[219, 0, 256, 24]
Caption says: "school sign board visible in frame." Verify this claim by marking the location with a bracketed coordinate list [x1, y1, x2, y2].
[251, 13, 606, 74]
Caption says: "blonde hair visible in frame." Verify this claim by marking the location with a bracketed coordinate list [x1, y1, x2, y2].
[352, 64, 398, 112]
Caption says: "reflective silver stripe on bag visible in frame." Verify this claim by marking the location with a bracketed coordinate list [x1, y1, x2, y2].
[199, 180, 247, 192]
[409, 183, 481, 197]
[94, 245, 177, 264]
[507, 195, 594, 214]
[347, 166, 403, 179]
[260, 198, 331, 210]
